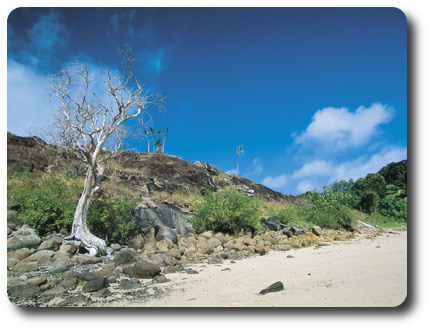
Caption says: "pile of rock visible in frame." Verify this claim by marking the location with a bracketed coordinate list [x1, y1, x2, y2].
[7, 217, 363, 307]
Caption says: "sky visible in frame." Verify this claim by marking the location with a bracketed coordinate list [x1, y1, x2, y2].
[7, 7, 407, 195]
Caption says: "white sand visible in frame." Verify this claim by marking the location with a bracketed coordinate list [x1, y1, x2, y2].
[105, 230, 407, 307]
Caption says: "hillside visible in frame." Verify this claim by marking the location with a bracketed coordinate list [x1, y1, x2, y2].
[7, 133, 302, 205]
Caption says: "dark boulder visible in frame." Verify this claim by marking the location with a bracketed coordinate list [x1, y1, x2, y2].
[263, 216, 281, 231]
[8, 284, 41, 299]
[282, 228, 293, 237]
[131, 201, 194, 237]
[156, 226, 178, 244]
[113, 249, 139, 266]
[123, 261, 161, 279]
[290, 225, 305, 236]
[259, 281, 284, 295]
[82, 276, 109, 293]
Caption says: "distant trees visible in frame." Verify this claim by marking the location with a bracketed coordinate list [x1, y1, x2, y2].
[139, 122, 169, 154]
[44, 49, 165, 255]
[326, 160, 407, 221]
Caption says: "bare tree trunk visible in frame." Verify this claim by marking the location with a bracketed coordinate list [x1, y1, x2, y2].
[236, 154, 239, 176]
[63, 167, 107, 255]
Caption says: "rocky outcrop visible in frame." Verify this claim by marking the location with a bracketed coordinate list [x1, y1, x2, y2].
[7, 133, 304, 204]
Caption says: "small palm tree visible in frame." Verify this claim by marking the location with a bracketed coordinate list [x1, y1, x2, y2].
[236, 144, 244, 176]
[385, 184, 407, 201]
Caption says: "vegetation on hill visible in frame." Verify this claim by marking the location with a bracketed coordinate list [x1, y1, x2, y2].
[7, 133, 407, 240]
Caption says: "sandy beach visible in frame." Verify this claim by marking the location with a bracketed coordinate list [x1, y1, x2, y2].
[101, 230, 407, 307]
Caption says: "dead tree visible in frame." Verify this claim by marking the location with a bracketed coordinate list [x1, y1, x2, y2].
[45, 50, 165, 255]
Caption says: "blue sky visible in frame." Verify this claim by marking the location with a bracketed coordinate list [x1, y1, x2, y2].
[7, 7, 407, 195]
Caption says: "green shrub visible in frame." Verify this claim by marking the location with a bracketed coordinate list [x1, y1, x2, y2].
[191, 187, 263, 235]
[303, 186, 355, 230]
[378, 197, 407, 222]
[8, 175, 80, 235]
[8, 172, 137, 240]
[87, 194, 136, 241]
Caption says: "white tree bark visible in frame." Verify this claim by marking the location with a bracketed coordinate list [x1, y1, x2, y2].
[42, 48, 165, 255]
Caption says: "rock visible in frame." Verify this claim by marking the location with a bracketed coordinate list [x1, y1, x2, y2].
[207, 237, 222, 248]
[20, 250, 55, 264]
[290, 225, 305, 236]
[92, 288, 112, 298]
[75, 271, 99, 282]
[282, 228, 293, 237]
[7, 218, 23, 230]
[156, 226, 178, 244]
[263, 216, 281, 231]
[82, 276, 109, 293]
[259, 281, 284, 295]
[59, 244, 78, 254]
[199, 231, 214, 239]
[207, 257, 223, 264]
[163, 265, 178, 274]
[7, 248, 32, 261]
[110, 243, 121, 252]
[37, 239, 56, 251]
[55, 295, 88, 307]
[286, 255, 295, 258]
[184, 268, 199, 274]
[123, 261, 161, 279]
[12, 261, 38, 272]
[27, 276, 47, 286]
[74, 254, 102, 264]
[196, 242, 214, 255]
[227, 251, 242, 260]
[312, 226, 324, 236]
[131, 201, 194, 238]
[41, 286, 66, 296]
[108, 275, 117, 284]
[156, 238, 175, 252]
[7, 277, 26, 288]
[7, 237, 23, 251]
[152, 274, 168, 284]
[221, 268, 231, 271]
[113, 249, 139, 266]
[127, 234, 145, 250]
[254, 245, 266, 256]
[166, 247, 182, 260]
[50, 260, 69, 273]
[60, 277, 78, 289]
[215, 233, 229, 245]
[8, 284, 40, 299]
[119, 278, 140, 290]
[19, 235, 42, 248]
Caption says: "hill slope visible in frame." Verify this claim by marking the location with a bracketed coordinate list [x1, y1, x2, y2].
[7, 133, 302, 205]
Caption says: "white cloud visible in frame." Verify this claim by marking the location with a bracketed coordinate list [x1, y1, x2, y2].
[295, 103, 394, 150]
[296, 180, 315, 194]
[225, 168, 237, 175]
[262, 174, 288, 189]
[292, 160, 333, 179]
[330, 146, 407, 182]
[7, 60, 52, 136]
[244, 158, 263, 177]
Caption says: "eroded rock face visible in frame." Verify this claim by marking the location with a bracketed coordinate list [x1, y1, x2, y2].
[131, 201, 194, 239]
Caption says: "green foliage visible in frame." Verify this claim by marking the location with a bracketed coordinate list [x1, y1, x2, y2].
[378, 160, 407, 190]
[359, 190, 380, 214]
[8, 172, 137, 240]
[378, 197, 407, 222]
[353, 173, 386, 198]
[303, 186, 355, 230]
[191, 187, 263, 235]
[7, 175, 81, 235]
[87, 194, 136, 241]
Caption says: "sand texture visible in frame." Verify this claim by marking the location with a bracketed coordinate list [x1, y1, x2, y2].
[100, 230, 407, 307]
